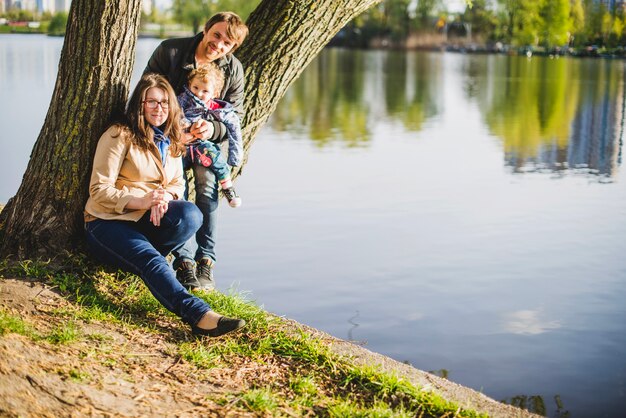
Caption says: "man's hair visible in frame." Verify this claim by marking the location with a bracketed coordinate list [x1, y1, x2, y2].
[188, 63, 225, 96]
[204, 11, 249, 52]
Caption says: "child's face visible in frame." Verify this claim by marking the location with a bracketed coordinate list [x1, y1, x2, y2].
[189, 78, 217, 104]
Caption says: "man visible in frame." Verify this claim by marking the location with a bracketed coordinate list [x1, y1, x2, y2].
[144, 12, 249, 291]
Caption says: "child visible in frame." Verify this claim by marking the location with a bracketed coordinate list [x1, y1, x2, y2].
[178, 63, 244, 208]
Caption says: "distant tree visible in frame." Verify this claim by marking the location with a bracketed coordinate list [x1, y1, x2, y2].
[610, 15, 625, 46]
[569, 0, 585, 45]
[414, 0, 441, 29]
[462, 0, 497, 40]
[172, 0, 261, 34]
[47, 12, 68, 35]
[4, 8, 35, 21]
[513, 0, 542, 46]
[496, 0, 521, 42]
[583, 0, 606, 45]
[602, 10, 612, 40]
[172, 0, 211, 33]
[383, 0, 412, 40]
[539, 0, 570, 47]
[214, 0, 260, 21]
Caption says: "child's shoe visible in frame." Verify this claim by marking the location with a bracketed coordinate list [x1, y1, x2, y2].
[223, 187, 241, 208]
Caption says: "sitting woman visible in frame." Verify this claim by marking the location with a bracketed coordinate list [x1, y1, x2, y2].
[84, 73, 245, 337]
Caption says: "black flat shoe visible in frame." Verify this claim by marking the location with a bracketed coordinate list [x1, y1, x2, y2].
[191, 316, 246, 337]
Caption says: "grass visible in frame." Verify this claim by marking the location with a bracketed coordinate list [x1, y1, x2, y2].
[46, 320, 80, 344]
[238, 388, 280, 414]
[0, 309, 80, 345]
[0, 309, 33, 337]
[0, 255, 488, 417]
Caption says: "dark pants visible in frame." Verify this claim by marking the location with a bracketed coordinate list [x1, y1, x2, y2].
[85, 200, 210, 326]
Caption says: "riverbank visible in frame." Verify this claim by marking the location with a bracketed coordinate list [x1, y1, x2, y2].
[0, 261, 538, 417]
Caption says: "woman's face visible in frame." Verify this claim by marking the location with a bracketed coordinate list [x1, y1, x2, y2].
[143, 87, 169, 127]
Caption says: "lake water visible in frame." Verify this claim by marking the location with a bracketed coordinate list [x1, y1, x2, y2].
[1, 34, 625, 417]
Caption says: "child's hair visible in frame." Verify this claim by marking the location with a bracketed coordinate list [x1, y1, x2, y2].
[188, 64, 225, 97]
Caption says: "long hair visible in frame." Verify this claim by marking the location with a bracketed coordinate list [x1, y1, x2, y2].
[125, 73, 185, 157]
[204, 12, 249, 53]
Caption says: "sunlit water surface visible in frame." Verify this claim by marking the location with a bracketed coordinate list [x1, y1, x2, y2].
[1, 34, 625, 417]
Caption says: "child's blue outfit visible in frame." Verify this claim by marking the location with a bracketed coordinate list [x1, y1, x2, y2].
[177, 86, 243, 180]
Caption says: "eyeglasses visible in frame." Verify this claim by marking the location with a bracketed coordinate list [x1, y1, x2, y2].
[143, 99, 169, 110]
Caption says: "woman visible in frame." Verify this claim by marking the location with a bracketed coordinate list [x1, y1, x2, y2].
[84, 73, 245, 337]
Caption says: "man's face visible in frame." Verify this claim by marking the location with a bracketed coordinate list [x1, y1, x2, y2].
[199, 21, 235, 62]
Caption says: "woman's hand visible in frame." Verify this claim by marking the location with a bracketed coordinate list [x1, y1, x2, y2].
[189, 119, 215, 141]
[148, 187, 173, 226]
[126, 188, 173, 226]
[150, 203, 168, 227]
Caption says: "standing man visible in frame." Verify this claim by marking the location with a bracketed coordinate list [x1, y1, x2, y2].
[144, 12, 249, 291]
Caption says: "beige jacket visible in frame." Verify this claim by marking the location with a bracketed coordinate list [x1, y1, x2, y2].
[84, 125, 185, 222]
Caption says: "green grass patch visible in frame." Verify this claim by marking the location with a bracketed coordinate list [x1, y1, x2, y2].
[67, 368, 91, 382]
[238, 387, 280, 414]
[0, 256, 488, 417]
[328, 399, 413, 418]
[46, 320, 80, 344]
[0, 309, 33, 337]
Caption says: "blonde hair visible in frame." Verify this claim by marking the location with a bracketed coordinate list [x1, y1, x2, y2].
[204, 12, 249, 53]
[188, 63, 225, 97]
[125, 73, 185, 157]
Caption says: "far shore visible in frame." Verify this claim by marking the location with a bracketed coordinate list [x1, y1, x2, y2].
[2, 30, 625, 60]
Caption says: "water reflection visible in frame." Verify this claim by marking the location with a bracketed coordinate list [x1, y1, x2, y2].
[502, 310, 561, 335]
[502, 394, 571, 418]
[271, 49, 441, 146]
[272, 50, 623, 178]
[476, 56, 624, 178]
[271, 49, 371, 147]
[382, 51, 441, 130]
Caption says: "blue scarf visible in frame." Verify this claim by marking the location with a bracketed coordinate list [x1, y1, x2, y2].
[152, 126, 171, 167]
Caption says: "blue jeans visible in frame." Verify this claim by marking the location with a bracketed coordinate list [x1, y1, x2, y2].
[173, 163, 219, 265]
[85, 200, 211, 326]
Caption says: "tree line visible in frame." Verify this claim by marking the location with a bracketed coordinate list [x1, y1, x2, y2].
[148, 0, 626, 49]
[6, 1, 623, 49]
[340, 0, 625, 49]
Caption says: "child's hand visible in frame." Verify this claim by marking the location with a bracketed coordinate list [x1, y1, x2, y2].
[181, 132, 196, 145]
[190, 119, 215, 140]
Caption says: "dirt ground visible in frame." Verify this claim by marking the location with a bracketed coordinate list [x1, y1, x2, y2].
[0, 277, 540, 417]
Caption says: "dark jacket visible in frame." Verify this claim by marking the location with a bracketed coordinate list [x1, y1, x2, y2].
[143, 33, 245, 142]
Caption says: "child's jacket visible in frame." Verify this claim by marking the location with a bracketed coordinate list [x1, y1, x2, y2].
[177, 86, 244, 167]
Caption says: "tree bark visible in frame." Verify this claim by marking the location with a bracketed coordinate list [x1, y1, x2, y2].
[0, 0, 381, 258]
[0, 0, 142, 258]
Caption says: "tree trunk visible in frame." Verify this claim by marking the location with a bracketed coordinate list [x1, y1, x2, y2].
[0, 0, 380, 258]
[0, 0, 142, 258]
[235, 0, 381, 177]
